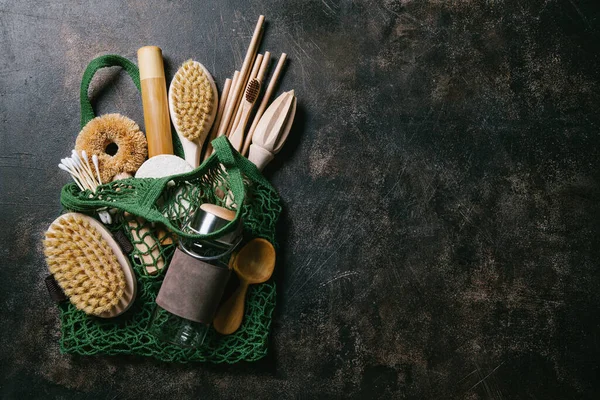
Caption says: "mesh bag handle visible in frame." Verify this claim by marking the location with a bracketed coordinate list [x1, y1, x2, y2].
[60, 136, 247, 240]
[78, 54, 183, 157]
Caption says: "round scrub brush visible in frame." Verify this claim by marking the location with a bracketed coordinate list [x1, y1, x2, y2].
[43, 213, 137, 318]
[169, 60, 218, 168]
[75, 113, 148, 182]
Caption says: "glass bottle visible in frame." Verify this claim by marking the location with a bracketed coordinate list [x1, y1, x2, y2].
[149, 204, 241, 347]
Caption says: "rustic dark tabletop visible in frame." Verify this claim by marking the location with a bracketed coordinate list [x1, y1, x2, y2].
[2, 0, 600, 399]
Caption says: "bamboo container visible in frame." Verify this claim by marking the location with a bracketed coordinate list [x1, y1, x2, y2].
[137, 46, 173, 157]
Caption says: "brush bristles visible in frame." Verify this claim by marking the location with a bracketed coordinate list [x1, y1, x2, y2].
[43, 214, 126, 316]
[170, 60, 215, 141]
[245, 79, 260, 103]
[75, 114, 147, 183]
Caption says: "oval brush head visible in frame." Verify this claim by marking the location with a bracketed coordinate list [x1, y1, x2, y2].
[245, 78, 260, 103]
[168, 60, 219, 167]
[43, 213, 137, 318]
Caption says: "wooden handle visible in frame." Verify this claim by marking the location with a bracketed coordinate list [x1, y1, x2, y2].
[138, 46, 173, 157]
[242, 53, 287, 156]
[231, 54, 264, 136]
[228, 105, 249, 151]
[212, 280, 249, 334]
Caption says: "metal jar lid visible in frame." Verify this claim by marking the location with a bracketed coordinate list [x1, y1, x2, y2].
[179, 204, 242, 260]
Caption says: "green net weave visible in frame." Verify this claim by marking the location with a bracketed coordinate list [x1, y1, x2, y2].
[54, 55, 282, 363]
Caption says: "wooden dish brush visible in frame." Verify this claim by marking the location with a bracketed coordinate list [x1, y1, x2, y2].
[75, 113, 148, 183]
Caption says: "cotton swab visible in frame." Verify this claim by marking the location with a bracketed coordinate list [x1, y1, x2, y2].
[63, 158, 91, 189]
[59, 150, 112, 224]
[92, 154, 102, 184]
[80, 150, 99, 186]
[58, 163, 85, 191]
[70, 157, 95, 190]
[59, 151, 102, 192]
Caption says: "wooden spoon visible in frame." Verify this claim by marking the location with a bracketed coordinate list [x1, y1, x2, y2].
[213, 238, 276, 335]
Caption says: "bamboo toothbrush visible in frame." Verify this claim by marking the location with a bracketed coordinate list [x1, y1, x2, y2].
[169, 60, 218, 168]
[228, 79, 261, 151]
[242, 53, 287, 156]
[230, 54, 263, 136]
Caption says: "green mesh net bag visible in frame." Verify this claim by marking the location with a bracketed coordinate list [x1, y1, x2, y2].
[54, 54, 281, 363]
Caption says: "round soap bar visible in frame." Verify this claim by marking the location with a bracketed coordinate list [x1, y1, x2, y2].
[135, 155, 193, 217]
[135, 155, 193, 178]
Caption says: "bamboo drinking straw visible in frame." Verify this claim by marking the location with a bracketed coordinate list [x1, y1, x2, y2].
[202, 78, 232, 162]
[257, 51, 271, 83]
[217, 15, 265, 137]
[220, 70, 240, 137]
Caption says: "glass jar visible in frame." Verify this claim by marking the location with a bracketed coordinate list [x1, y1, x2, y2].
[149, 204, 241, 348]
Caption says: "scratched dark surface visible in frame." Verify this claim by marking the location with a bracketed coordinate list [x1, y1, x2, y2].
[1, 0, 600, 398]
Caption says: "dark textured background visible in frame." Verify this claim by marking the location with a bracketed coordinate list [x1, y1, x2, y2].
[1, 0, 600, 398]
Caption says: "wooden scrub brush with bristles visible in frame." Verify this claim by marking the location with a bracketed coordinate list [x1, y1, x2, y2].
[169, 60, 219, 168]
[75, 113, 148, 183]
[43, 213, 137, 318]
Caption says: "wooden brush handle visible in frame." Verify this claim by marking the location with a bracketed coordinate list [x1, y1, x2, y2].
[213, 280, 249, 335]
[138, 46, 173, 157]
[242, 53, 287, 156]
[231, 54, 263, 136]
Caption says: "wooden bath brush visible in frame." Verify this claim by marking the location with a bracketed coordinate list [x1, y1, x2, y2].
[43, 213, 137, 318]
[169, 60, 218, 168]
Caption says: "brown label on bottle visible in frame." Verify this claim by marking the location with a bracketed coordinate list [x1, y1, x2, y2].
[156, 248, 231, 323]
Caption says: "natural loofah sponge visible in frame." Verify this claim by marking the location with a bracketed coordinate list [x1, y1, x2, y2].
[75, 113, 147, 183]
[43, 213, 130, 316]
